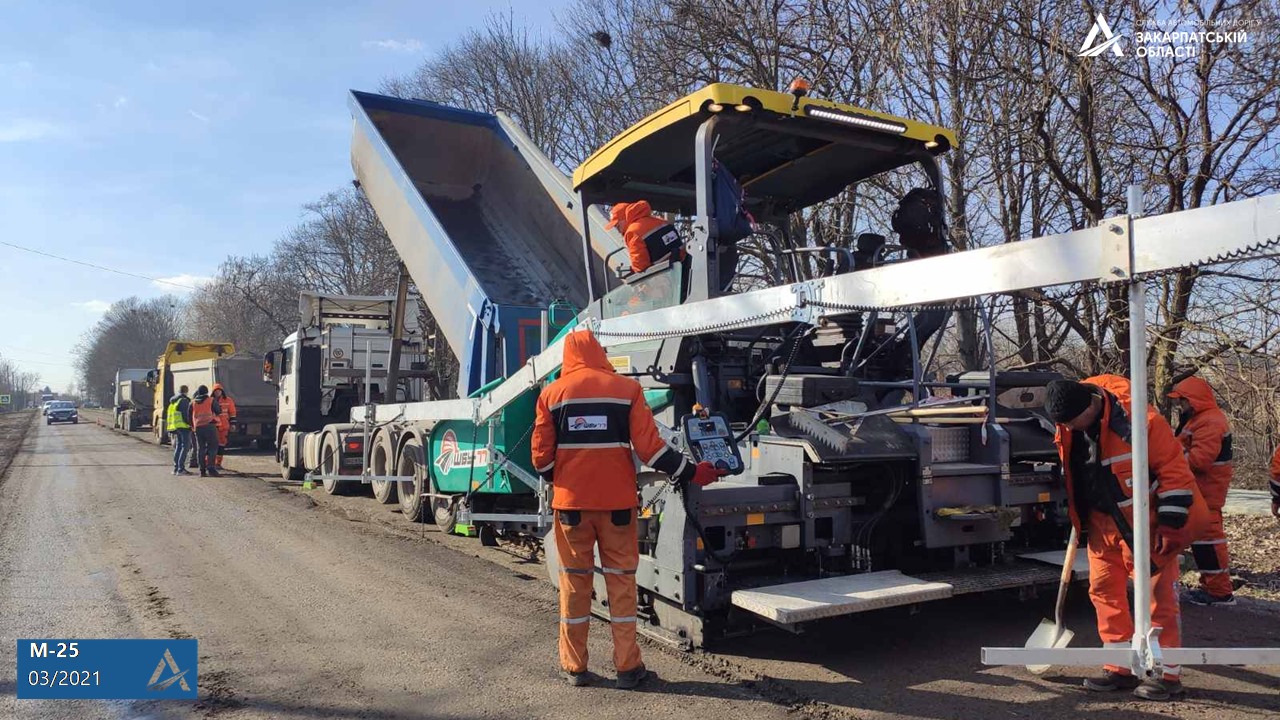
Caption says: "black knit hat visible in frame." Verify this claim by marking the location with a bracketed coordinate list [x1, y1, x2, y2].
[1044, 380, 1094, 423]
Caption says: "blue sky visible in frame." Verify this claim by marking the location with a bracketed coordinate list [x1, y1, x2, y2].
[0, 0, 564, 391]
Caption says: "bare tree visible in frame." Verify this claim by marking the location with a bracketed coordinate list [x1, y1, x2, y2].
[73, 296, 184, 404]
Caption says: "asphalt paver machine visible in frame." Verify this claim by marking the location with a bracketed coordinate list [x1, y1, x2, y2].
[341, 82, 1280, 659]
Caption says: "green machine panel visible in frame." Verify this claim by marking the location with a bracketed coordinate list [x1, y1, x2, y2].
[428, 389, 538, 494]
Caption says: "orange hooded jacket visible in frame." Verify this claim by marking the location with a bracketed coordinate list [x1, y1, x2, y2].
[605, 201, 685, 274]
[532, 330, 694, 510]
[1055, 374, 1208, 548]
[1167, 377, 1232, 509]
[211, 383, 237, 435]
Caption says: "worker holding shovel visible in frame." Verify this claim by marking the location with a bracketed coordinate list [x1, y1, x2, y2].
[1045, 376, 1209, 701]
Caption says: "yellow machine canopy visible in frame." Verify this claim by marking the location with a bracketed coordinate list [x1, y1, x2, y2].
[573, 83, 956, 217]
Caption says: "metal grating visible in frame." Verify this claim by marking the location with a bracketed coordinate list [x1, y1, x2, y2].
[930, 426, 970, 463]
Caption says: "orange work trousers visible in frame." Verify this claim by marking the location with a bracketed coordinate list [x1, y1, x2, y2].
[1191, 505, 1232, 597]
[1086, 512, 1182, 681]
[553, 508, 641, 674]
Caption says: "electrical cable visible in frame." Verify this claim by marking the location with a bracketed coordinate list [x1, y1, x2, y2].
[735, 323, 814, 443]
[0, 240, 205, 291]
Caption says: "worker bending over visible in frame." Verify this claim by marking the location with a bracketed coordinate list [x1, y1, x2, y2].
[1167, 377, 1235, 605]
[211, 383, 237, 470]
[532, 330, 724, 689]
[1046, 376, 1208, 701]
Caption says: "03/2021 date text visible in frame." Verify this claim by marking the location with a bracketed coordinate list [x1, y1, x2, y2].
[26, 670, 101, 687]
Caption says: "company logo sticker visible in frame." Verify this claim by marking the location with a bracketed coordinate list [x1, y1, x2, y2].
[569, 416, 608, 431]
[433, 429, 489, 475]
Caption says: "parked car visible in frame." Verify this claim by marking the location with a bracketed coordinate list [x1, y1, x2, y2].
[46, 401, 78, 425]
[41, 400, 55, 416]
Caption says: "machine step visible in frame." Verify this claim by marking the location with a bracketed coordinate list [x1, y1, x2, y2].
[730, 570, 952, 624]
[732, 557, 1083, 626]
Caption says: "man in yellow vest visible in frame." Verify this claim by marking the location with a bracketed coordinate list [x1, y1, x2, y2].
[166, 385, 193, 475]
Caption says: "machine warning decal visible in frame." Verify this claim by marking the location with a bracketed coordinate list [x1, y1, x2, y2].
[607, 355, 632, 373]
[434, 429, 490, 475]
[568, 416, 608, 431]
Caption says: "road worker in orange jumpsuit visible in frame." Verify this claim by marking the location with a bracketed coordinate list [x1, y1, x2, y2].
[604, 200, 686, 274]
[532, 330, 724, 689]
[211, 383, 237, 470]
[1046, 376, 1208, 701]
[1270, 445, 1280, 518]
[190, 385, 222, 478]
[1166, 377, 1235, 606]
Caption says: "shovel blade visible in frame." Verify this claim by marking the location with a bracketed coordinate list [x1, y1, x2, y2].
[1024, 618, 1075, 675]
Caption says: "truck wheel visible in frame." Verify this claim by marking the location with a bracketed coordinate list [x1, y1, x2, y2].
[397, 438, 426, 522]
[320, 434, 355, 496]
[278, 440, 303, 482]
[370, 433, 397, 505]
[431, 483, 457, 533]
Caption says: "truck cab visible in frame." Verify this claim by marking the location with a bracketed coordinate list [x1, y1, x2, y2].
[265, 292, 429, 484]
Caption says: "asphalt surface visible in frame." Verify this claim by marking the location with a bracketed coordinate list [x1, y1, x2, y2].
[2, 419, 1278, 719]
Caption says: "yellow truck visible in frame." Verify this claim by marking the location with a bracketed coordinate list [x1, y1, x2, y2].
[146, 341, 234, 445]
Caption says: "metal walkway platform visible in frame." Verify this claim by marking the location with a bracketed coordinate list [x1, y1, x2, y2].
[731, 559, 1074, 626]
[731, 571, 952, 624]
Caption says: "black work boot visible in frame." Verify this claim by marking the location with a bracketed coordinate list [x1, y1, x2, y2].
[1187, 589, 1236, 606]
[560, 669, 589, 687]
[616, 664, 649, 690]
[1134, 676, 1185, 701]
[1083, 670, 1141, 692]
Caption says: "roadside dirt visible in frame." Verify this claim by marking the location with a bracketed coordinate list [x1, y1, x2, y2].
[0, 410, 34, 482]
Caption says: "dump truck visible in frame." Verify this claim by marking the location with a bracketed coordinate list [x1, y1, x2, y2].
[167, 356, 278, 450]
[113, 368, 152, 431]
[264, 292, 430, 496]
[312, 83, 1277, 647]
[146, 341, 235, 445]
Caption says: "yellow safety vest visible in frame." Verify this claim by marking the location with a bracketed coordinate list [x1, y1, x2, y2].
[166, 397, 190, 431]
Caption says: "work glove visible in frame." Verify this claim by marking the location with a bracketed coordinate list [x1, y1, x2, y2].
[1153, 524, 1189, 561]
[691, 461, 729, 487]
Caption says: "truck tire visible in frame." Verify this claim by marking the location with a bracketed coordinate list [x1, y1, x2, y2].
[320, 433, 357, 496]
[370, 433, 397, 505]
[430, 482, 457, 533]
[278, 439, 303, 482]
[397, 438, 426, 522]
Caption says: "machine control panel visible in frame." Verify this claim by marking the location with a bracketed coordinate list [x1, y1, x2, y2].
[680, 409, 744, 475]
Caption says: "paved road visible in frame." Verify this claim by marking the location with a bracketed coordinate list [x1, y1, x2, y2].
[4, 421, 1279, 719]
[1224, 489, 1274, 517]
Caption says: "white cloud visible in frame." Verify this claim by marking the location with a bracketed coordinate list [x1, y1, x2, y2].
[0, 118, 60, 143]
[187, 109, 209, 123]
[152, 274, 212, 293]
[362, 39, 424, 53]
[72, 300, 112, 314]
[113, 95, 128, 109]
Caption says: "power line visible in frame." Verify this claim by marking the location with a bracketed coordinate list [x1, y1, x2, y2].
[0, 240, 203, 291]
